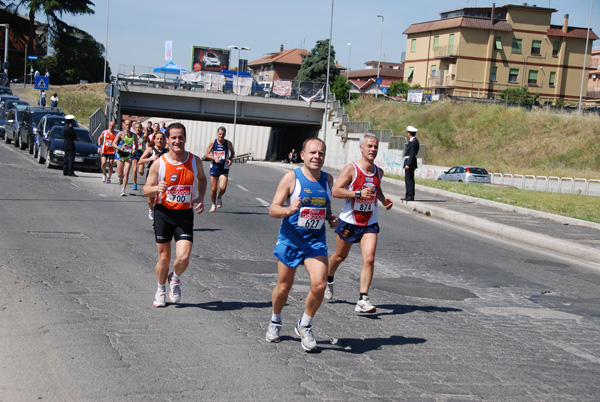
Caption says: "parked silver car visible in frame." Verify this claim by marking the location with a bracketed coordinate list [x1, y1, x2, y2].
[438, 165, 491, 184]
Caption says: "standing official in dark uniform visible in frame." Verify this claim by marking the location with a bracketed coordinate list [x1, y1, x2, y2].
[402, 125, 419, 201]
[62, 115, 77, 177]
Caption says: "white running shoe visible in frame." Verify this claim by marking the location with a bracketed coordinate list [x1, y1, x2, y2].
[148, 209, 154, 220]
[168, 272, 181, 303]
[153, 290, 167, 308]
[324, 282, 334, 301]
[265, 322, 282, 343]
[102, 174, 106, 183]
[120, 188, 126, 196]
[294, 320, 317, 352]
[355, 296, 377, 314]
[217, 197, 223, 208]
[210, 204, 216, 213]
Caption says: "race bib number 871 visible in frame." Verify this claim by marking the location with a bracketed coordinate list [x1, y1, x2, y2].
[297, 207, 326, 230]
[166, 185, 192, 204]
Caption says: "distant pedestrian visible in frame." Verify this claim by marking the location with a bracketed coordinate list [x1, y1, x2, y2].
[50, 93, 59, 108]
[45, 69, 50, 78]
[39, 90, 46, 107]
[402, 126, 420, 201]
[288, 148, 297, 163]
[62, 115, 77, 177]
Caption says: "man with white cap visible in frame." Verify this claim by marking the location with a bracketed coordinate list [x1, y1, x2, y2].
[402, 125, 420, 201]
[62, 115, 77, 177]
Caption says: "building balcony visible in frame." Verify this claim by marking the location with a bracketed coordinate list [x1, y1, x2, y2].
[432, 74, 456, 88]
[433, 46, 460, 59]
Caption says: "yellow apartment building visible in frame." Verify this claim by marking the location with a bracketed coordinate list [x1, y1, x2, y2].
[402, 4, 598, 104]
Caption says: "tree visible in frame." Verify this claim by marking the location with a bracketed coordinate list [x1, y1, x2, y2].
[295, 39, 339, 83]
[331, 75, 350, 105]
[44, 28, 109, 84]
[9, 0, 95, 55]
[498, 86, 540, 104]
[387, 81, 421, 99]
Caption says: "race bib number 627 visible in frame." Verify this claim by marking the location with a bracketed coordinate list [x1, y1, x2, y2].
[297, 207, 326, 229]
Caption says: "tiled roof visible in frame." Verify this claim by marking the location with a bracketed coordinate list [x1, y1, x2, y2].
[547, 26, 599, 40]
[248, 48, 310, 67]
[403, 17, 512, 34]
[348, 68, 404, 79]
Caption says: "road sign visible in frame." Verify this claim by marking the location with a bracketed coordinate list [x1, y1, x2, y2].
[34, 76, 49, 90]
[375, 77, 382, 85]
[105, 83, 119, 97]
[382, 87, 388, 94]
[28, 56, 38, 60]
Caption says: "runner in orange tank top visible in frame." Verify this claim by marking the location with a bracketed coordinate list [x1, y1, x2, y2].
[144, 122, 207, 308]
[97, 120, 117, 183]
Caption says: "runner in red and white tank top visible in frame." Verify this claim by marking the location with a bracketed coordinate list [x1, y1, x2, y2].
[337, 161, 382, 226]
[326, 134, 393, 315]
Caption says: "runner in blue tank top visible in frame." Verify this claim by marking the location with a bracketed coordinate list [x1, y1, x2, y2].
[204, 127, 235, 213]
[265, 137, 338, 353]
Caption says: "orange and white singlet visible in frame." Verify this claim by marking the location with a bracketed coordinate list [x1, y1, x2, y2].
[155, 153, 198, 210]
[100, 130, 116, 155]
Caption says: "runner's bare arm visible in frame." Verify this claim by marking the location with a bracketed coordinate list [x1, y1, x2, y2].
[326, 173, 339, 228]
[376, 168, 393, 210]
[192, 155, 207, 214]
[269, 171, 301, 219]
[138, 147, 155, 165]
[204, 141, 218, 163]
[331, 164, 356, 199]
[143, 160, 166, 198]
[226, 141, 235, 167]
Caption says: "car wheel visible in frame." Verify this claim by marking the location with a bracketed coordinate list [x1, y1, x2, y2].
[14, 134, 19, 147]
[37, 146, 44, 164]
[28, 139, 34, 154]
[458, 180, 463, 183]
[33, 143, 38, 158]
[45, 149, 52, 168]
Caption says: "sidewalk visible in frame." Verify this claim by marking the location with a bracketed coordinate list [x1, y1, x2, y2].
[253, 161, 600, 267]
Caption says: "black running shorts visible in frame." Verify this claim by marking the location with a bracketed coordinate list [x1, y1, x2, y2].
[153, 204, 194, 244]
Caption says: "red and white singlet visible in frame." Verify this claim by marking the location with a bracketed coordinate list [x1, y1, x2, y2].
[337, 162, 382, 226]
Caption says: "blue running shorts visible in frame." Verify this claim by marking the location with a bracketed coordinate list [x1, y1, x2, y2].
[334, 221, 380, 244]
[273, 242, 328, 268]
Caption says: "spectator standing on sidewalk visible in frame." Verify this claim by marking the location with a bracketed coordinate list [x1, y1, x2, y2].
[62, 115, 77, 177]
[402, 126, 420, 201]
[50, 93, 59, 107]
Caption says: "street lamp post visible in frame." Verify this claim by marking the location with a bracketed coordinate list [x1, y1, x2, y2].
[347, 42, 351, 101]
[376, 14, 384, 98]
[104, 0, 109, 83]
[323, 0, 334, 144]
[578, 0, 594, 113]
[227, 45, 251, 146]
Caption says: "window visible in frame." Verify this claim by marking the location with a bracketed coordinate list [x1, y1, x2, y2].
[449, 34, 455, 53]
[495, 36, 503, 50]
[433, 36, 439, 50]
[531, 40, 542, 55]
[528, 70, 538, 85]
[552, 41, 560, 56]
[491, 66, 497, 81]
[512, 39, 522, 54]
[406, 67, 414, 82]
[411, 39, 417, 53]
[509, 68, 519, 83]
[549, 71, 556, 86]
[431, 65, 437, 78]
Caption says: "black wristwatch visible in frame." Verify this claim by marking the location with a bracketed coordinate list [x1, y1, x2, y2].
[355, 190, 361, 199]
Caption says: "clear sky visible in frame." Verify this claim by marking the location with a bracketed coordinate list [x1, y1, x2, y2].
[60, 0, 599, 75]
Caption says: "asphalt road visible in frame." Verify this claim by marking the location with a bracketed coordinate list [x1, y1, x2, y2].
[1, 141, 599, 401]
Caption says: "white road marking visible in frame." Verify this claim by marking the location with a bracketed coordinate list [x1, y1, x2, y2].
[256, 197, 270, 207]
[236, 184, 248, 192]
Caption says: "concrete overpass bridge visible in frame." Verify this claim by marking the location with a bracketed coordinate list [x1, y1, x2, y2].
[106, 83, 334, 160]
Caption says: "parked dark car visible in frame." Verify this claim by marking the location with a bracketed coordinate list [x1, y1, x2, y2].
[18, 106, 64, 153]
[33, 115, 79, 158]
[437, 165, 491, 184]
[37, 126, 100, 171]
[3, 108, 24, 145]
[0, 99, 29, 112]
[0, 86, 13, 95]
[0, 102, 28, 137]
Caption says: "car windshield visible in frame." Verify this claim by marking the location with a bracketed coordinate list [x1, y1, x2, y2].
[0, 88, 12, 95]
[33, 112, 62, 126]
[51, 128, 93, 143]
[47, 118, 77, 130]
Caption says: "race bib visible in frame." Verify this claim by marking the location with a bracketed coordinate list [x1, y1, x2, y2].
[122, 144, 133, 153]
[165, 185, 192, 204]
[354, 196, 376, 212]
[105, 139, 113, 147]
[297, 207, 326, 230]
[213, 150, 226, 161]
